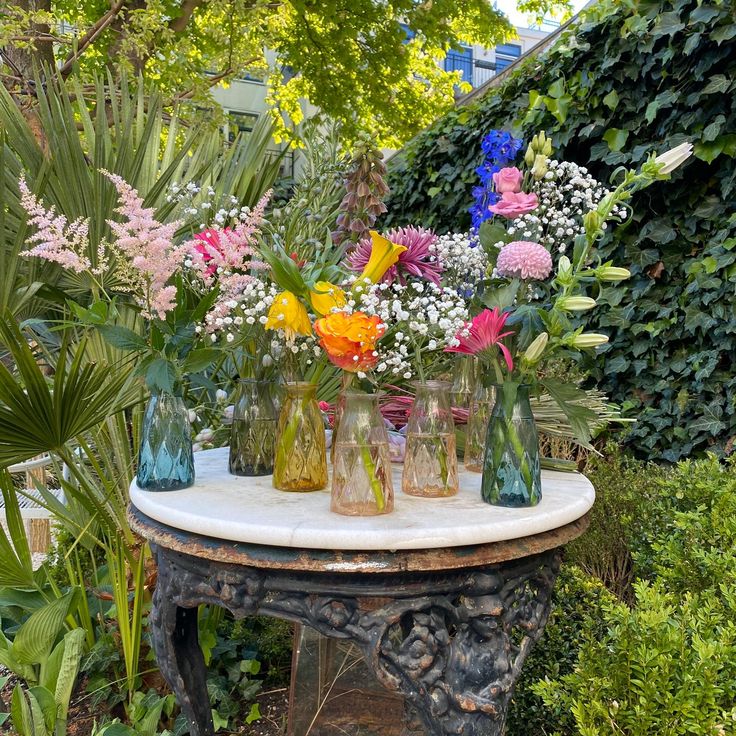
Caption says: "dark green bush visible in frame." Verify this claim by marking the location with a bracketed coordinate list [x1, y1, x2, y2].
[506, 564, 614, 736]
[565, 443, 667, 600]
[384, 0, 736, 461]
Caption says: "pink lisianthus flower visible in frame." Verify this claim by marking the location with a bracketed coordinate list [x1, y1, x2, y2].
[496, 241, 553, 281]
[445, 307, 514, 372]
[493, 167, 523, 194]
[348, 225, 442, 286]
[489, 191, 539, 219]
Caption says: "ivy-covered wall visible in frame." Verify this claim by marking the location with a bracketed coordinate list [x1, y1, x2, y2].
[384, 0, 736, 462]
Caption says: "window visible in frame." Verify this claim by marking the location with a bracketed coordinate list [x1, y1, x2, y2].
[225, 111, 259, 143]
[494, 43, 522, 71]
[444, 46, 473, 86]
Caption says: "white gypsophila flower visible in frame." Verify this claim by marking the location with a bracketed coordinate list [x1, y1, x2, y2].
[430, 232, 488, 293]
[356, 281, 468, 377]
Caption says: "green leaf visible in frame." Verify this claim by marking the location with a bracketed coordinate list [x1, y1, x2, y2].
[97, 325, 148, 351]
[12, 589, 80, 666]
[602, 128, 629, 152]
[144, 358, 177, 394]
[540, 380, 599, 445]
[478, 220, 508, 249]
[694, 139, 725, 164]
[245, 703, 261, 725]
[702, 74, 732, 94]
[212, 709, 229, 731]
[602, 89, 619, 110]
[28, 687, 56, 733]
[182, 348, 220, 374]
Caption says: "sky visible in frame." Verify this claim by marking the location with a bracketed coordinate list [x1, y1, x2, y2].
[494, 0, 589, 27]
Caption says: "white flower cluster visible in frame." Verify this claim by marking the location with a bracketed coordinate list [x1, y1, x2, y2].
[199, 278, 278, 343]
[356, 281, 468, 378]
[165, 182, 256, 229]
[504, 160, 627, 254]
[430, 232, 489, 293]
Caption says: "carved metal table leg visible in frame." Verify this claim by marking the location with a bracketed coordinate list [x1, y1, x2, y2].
[150, 545, 214, 736]
[149, 544, 560, 736]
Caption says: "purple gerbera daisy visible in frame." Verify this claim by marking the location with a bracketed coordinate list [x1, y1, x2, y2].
[348, 226, 443, 285]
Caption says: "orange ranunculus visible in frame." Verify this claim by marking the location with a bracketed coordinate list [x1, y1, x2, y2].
[314, 311, 385, 372]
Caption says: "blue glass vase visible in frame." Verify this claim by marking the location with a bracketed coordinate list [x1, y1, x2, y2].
[137, 392, 195, 491]
[481, 383, 541, 507]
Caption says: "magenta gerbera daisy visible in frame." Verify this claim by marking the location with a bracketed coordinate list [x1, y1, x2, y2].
[348, 226, 443, 285]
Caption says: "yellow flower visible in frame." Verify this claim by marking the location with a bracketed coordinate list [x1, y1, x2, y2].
[355, 231, 407, 286]
[265, 291, 312, 341]
[309, 281, 347, 316]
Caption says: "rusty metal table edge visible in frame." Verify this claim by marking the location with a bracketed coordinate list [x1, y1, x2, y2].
[128, 503, 590, 574]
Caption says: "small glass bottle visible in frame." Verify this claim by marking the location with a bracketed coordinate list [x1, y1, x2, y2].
[331, 391, 394, 516]
[273, 382, 328, 492]
[229, 379, 278, 477]
[481, 383, 542, 507]
[450, 355, 476, 410]
[464, 382, 498, 473]
[402, 380, 458, 498]
[137, 392, 195, 492]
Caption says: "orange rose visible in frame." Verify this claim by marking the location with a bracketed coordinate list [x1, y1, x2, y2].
[314, 311, 385, 372]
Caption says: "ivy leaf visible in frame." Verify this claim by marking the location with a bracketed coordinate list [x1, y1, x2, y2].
[602, 128, 629, 152]
[652, 11, 685, 36]
[689, 404, 725, 437]
[602, 90, 619, 110]
[703, 75, 732, 94]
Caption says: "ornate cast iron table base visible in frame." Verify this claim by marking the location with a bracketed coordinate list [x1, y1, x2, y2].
[147, 532, 563, 736]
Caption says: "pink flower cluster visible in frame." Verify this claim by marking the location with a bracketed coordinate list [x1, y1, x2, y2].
[18, 178, 92, 273]
[348, 225, 442, 285]
[496, 240, 553, 281]
[104, 171, 185, 319]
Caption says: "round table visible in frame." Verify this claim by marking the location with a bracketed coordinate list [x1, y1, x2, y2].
[129, 447, 594, 736]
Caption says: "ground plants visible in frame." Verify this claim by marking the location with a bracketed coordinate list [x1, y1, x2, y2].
[385, 0, 736, 461]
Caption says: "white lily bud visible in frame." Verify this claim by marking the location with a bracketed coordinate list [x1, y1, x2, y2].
[654, 142, 693, 174]
[532, 154, 548, 180]
[187, 410, 198, 424]
[597, 266, 631, 281]
[572, 333, 609, 348]
[557, 296, 597, 312]
[524, 332, 549, 363]
[215, 389, 228, 403]
[524, 144, 536, 166]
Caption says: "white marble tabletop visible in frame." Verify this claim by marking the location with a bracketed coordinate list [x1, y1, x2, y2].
[130, 447, 594, 551]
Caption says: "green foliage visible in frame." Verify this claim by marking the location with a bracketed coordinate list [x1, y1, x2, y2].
[631, 454, 736, 597]
[535, 582, 736, 736]
[384, 0, 736, 460]
[506, 564, 614, 736]
[565, 443, 667, 600]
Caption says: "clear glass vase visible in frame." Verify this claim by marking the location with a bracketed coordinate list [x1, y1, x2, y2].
[464, 382, 498, 473]
[450, 355, 476, 410]
[331, 391, 394, 516]
[273, 382, 328, 492]
[137, 392, 195, 492]
[229, 379, 278, 477]
[481, 383, 542, 507]
[402, 380, 458, 498]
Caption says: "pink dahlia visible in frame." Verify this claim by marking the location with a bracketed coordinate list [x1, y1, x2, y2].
[348, 225, 442, 285]
[496, 241, 552, 281]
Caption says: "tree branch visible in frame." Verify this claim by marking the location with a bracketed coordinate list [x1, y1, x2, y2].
[168, 0, 205, 33]
[58, 0, 127, 78]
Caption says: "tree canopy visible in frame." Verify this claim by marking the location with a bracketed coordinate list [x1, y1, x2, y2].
[1, 0, 569, 146]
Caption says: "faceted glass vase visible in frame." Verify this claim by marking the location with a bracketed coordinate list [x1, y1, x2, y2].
[464, 382, 498, 473]
[450, 355, 476, 410]
[331, 391, 394, 516]
[229, 379, 278, 477]
[273, 382, 328, 492]
[402, 380, 459, 498]
[136, 392, 195, 492]
[481, 383, 542, 507]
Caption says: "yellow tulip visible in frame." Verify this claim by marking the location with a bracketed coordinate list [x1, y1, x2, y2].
[265, 291, 312, 341]
[309, 281, 347, 316]
[355, 231, 407, 286]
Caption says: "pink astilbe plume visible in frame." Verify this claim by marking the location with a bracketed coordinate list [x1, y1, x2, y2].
[18, 177, 92, 273]
[348, 225, 443, 285]
[104, 171, 184, 319]
[445, 307, 515, 372]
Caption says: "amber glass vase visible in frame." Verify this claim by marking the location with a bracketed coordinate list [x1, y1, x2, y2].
[229, 379, 278, 477]
[273, 382, 327, 491]
[464, 382, 498, 473]
[402, 380, 458, 497]
[331, 391, 394, 516]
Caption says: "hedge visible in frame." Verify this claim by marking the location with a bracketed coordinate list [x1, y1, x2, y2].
[384, 0, 736, 461]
